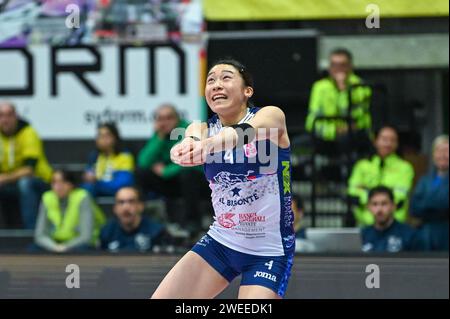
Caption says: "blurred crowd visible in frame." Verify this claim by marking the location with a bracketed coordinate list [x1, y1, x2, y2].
[299, 48, 448, 253]
[0, 101, 211, 253]
[0, 48, 448, 254]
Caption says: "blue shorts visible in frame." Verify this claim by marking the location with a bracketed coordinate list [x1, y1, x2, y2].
[191, 234, 294, 298]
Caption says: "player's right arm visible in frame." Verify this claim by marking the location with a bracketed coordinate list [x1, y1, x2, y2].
[170, 121, 208, 167]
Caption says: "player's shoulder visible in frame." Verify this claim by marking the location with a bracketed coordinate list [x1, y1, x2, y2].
[264, 105, 285, 113]
[254, 105, 286, 118]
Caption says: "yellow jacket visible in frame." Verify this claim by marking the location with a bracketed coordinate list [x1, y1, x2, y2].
[0, 119, 52, 182]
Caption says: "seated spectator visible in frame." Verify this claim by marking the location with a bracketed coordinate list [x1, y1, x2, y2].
[362, 186, 423, 253]
[292, 195, 316, 253]
[292, 195, 305, 238]
[348, 126, 414, 226]
[136, 104, 210, 236]
[410, 135, 449, 251]
[82, 123, 134, 197]
[100, 186, 166, 252]
[33, 170, 106, 253]
[305, 48, 372, 156]
[400, 130, 429, 187]
[0, 102, 52, 229]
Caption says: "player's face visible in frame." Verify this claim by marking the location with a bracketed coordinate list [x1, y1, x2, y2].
[114, 188, 143, 226]
[375, 127, 398, 158]
[368, 193, 395, 226]
[205, 64, 253, 116]
[51, 172, 74, 199]
[434, 142, 449, 172]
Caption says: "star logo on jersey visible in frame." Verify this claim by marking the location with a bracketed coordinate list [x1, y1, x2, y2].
[230, 187, 242, 197]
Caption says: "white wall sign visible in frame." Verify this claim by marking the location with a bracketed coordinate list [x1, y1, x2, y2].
[0, 42, 203, 139]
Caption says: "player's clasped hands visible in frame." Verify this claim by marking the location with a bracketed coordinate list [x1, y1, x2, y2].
[171, 138, 207, 167]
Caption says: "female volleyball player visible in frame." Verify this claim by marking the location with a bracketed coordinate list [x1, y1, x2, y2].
[151, 59, 295, 299]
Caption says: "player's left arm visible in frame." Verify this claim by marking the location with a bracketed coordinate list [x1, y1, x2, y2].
[247, 106, 290, 148]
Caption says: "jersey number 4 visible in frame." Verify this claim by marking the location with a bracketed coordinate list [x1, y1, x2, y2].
[224, 150, 234, 164]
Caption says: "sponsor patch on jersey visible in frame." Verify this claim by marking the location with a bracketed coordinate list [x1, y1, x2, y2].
[218, 213, 237, 228]
[243, 142, 258, 158]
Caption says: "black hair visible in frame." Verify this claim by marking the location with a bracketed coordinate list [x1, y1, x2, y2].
[97, 122, 122, 154]
[375, 124, 399, 139]
[116, 186, 143, 203]
[53, 169, 78, 187]
[368, 186, 395, 202]
[330, 48, 353, 63]
[209, 58, 254, 88]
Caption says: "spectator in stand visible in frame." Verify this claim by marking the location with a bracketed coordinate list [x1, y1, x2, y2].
[361, 186, 423, 253]
[410, 135, 449, 251]
[33, 170, 106, 253]
[292, 195, 305, 239]
[136, 104, 211, 236]
[100, 186, 166, 252]
[0, 102, 52, 229]
[305, 48, 372, 156]
[292, 194, 316, 253]
[82, 123, 134, 197]
[348, 126, 415, 227]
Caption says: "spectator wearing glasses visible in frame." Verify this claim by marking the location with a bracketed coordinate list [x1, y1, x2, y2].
[136, 104, 211, 236]
[305, 48, 372, 155]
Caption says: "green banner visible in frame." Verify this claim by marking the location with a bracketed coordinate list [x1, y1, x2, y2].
[204, 0, 449, 21]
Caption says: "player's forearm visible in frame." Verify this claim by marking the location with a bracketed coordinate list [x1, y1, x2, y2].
[202, 126, 238, 154]
[184, 122, 208, 141]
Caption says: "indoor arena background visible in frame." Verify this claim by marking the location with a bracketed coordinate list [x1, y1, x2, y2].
[0, 0, 448, 299]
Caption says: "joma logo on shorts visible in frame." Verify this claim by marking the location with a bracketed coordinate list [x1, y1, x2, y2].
[253, 271, 277, 282]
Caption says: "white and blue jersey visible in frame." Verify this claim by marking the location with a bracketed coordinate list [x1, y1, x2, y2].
[204, 106, 295, 257]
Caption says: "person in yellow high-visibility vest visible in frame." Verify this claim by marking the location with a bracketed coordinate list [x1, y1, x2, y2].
[305, 48, 373, 155]
[348, 126, 415, 227]
[34, 170, 106, 253]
